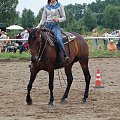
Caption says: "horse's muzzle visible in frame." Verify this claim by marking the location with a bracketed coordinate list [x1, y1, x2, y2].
[31, 56, 38, 63]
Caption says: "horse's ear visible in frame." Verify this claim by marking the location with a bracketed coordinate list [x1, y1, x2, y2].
[37, 26, 44, 34]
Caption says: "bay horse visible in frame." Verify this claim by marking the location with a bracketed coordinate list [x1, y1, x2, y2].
[26, 27, 91, 105]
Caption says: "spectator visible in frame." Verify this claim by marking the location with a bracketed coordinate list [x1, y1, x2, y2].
[109, 30, 116, 41]
[23, 31, 29, 39]
[0, 29, 2, 36]
[107, 40, 117, 52]
[116, 31, 120, 50]
[15, 33, 22, 39]
[0, 32, 10, 52]
[103, 30, 109, 49]
[110, 30, 116, 36]
[21, 30, 29, 40]
[1, 41, 7, 52]
[6, 41, 17, 53]
[92, 29, 99, 49]
[15, 33, 22, 47]
[0, 31, 8, 39]
[19, 41, 29, 54]
[6, 33, 10, 39]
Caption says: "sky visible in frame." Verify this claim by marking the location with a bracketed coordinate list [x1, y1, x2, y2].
[16, 0, 96, 16]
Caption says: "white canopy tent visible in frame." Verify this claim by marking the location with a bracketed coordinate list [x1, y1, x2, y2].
[6, 25, 24, 37]
[6, 25, 24, 30]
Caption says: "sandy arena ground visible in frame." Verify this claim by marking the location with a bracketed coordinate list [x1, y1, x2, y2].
[0, 58, 120, 120]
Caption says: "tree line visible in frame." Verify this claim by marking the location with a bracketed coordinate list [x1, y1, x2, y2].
[0, 0, 120, 34]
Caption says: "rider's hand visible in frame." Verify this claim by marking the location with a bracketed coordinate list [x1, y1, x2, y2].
[53, 18, 59, 22]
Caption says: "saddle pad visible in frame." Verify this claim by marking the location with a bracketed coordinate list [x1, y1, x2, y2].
[41, 28, 76, 46]
[62, 32, 76, 44]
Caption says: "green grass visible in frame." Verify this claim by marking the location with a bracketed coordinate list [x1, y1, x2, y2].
[87, 39, 120, 58]
[0, 51, 31, 60]
[0, 40, 120, 60]
[89, 49, 120, 58]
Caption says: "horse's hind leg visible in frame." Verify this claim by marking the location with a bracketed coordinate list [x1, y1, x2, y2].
[79, 59, 91, 102]
[26, 64, 38, 105]
[61, 64, 73, 102]
[48, 70, 54, 105]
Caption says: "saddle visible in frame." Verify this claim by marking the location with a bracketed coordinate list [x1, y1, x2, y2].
[41, 28, 76, 46]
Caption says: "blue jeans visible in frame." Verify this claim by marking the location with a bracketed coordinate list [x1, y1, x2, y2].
[117, 38, 120, 50]
[93, 39, 98, 49]
[103, 39, 108, 49]
[45, 22, 67, 56]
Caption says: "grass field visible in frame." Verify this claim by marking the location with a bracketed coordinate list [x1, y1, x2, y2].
[0, 40, 120, 60]
[87, 39, 120, 58]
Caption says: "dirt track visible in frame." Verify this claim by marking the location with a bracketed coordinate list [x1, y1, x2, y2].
[0, 58, 120, 120]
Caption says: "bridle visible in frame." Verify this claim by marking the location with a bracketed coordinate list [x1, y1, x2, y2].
[38, 30, 54, 61]
[29, 28, 51, 63]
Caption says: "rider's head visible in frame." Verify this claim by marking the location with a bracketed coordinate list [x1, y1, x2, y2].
[48, 0, 58, 4]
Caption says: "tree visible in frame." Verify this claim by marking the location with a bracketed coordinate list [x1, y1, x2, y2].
[0, 0, 19, 26]
[65, 4, 85, 21]
[21, 8, 35, 29]
[35, 8, 44, 27]
[105, 0, 120, 6]
[82, 9, 97, 31]
[60, 9, 75, 29]
[74, 4, 83, 20]
[88, 1, 106, 13]
[96, 0, 101, 3]
[103, 5, 120, 29]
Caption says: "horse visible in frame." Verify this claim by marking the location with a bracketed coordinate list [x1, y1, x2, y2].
[26, 27, 91, 105]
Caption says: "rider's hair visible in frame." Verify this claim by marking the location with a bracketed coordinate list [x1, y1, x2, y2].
[48, 0, 58, 4]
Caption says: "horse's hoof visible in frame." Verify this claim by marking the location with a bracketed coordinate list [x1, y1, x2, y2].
[27, 101, 32, 105]
[48, 101, 53, 106]
[26, 96, 33, 105]
[82, 98, 87, 103]
[61, 98, 66, 103]
[28, 65, 31, 68]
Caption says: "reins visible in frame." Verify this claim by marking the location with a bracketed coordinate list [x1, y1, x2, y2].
[38, 31, 54, 62]
[38, 35, 48, 62]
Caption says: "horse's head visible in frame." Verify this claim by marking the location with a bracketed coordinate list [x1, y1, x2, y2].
[27, 27, 42, 63]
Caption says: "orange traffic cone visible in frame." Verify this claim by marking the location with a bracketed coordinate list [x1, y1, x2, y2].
[94, 69, 104, 88]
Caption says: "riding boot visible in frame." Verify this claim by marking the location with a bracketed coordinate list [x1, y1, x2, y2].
[58, 47, 70, 62]
[64, 52, 70, 62]
[59, 45, 70, 62]
[57, 42, 70, 62]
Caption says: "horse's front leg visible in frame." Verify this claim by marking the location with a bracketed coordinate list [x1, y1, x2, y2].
[48, 70, 54, 105]
[26, 64, 38, 105]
